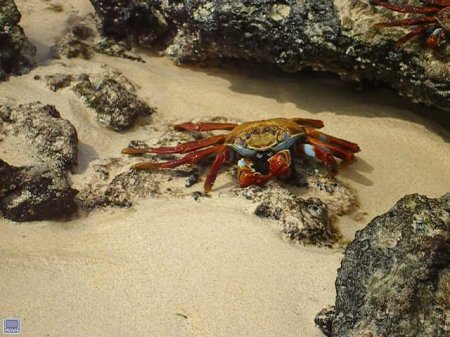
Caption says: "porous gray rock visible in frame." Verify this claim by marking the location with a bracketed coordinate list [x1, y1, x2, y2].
[237, 183, 340, 246]
[315, 306, 335, 337]
[52, 14, 145, 62]
[0, 102, 78, 171]
[72, 73, 154, 131]
[52, 14, 96, 60]
[45, 71, 155, 131]
[76, 167, 161, 210]
[0, 160, 77, 222]
[94, 37, 144, 62]
[0, 0, 35, 80]
[0, 103, 79, 221]
[316, 193, 450, 337]
[90, 0, 450, 112]
[90, 0, 171, 48]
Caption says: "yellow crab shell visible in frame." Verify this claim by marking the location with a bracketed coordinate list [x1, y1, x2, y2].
[224, 118, 306, 157]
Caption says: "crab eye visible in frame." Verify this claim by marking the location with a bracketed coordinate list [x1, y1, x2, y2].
[282, 131, 289, 141]
[236, 137, 245, 147]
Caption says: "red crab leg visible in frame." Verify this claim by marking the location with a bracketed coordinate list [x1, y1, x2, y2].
[375, 16, 438, 28]
[132, 145, 226, 170]
[305, 128, 361, 153]
[292, 118, 324, 129]
[298, 144, 338, 176]
[396, 24, 438, 46]
[370, 0, 441, 13]
[425, 0, 450, 6]
[121, 135, 226, 155]
[238, 170, 274, 188]
[306, 137, 356, 162]
[204, 149, 229, 193]
[173, 122, 238, 131]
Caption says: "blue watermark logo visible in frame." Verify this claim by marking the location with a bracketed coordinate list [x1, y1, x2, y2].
[3, 318, 20, 335]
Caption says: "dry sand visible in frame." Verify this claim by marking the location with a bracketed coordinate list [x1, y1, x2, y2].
[0, 1, 449, 336]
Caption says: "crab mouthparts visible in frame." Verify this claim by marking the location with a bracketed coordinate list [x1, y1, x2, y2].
[252, 152, 274, 175]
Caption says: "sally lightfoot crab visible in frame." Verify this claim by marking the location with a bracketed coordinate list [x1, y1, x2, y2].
[370, 0, 450, 48]
[121, 118, 361, 193]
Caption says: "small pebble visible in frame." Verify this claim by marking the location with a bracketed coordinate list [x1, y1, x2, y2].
[192, 191, 202, 201]
[185, 174, 199, 187]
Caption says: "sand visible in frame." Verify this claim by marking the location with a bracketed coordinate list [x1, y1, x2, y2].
[0, 1, 449, 336]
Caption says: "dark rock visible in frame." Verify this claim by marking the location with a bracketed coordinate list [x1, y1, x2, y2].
[192, 191, 202, 201]
[238, 184, 339, 246]
[90, 0, 450, 112]
[94, 37, 144, 62]
[44, 71, 155, 130]
[76, 165, 161, 210]
[1, 102, 78, 171]
[90, 0, 172, 48]
[315, 306, 335, 337]
[0, 161, 77, 222]
[317, 193, 450, 337]
[104, 169, 159, 207]
[296, 158, 359, 217]
[71, 72, 155, 131]
[0, 159, 21, 199]
[185, 173, 199, 187]
[0, 0, 35, 80]
[52, 14, 145, 62]
[0, 102, 79, 221]
[52, 14, 96, 60]
[45, 74, 74, 91]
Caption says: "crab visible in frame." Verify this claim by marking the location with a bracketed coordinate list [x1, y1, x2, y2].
[121, 118, 361, 193]
[370, 0, 450, 48]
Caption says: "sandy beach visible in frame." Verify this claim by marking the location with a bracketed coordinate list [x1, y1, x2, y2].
[0, 1, 449, 336]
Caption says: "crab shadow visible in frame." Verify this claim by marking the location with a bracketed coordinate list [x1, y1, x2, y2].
[338, 157, 373, 187]
[181, 61, 449, 141]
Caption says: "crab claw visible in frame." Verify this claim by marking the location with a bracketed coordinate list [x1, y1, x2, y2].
[268, 150, 292, 178]
[237, 158, 272, 188]
[237, 150, 292, 188]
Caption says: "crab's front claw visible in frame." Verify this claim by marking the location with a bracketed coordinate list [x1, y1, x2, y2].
[237, 150, 292, 188]
[237, 158, 273, 188]
[268, 150, 292, 178]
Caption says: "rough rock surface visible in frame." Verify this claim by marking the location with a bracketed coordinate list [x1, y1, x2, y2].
[0, 0, 35, 80]
[237, 183, 339, 246]
[45, 71, 155, 131]
[75, 132, 199, 210]
[90, 0, 171, 48]
[315, 306, 335, 337]
[0, 102, 78, 221]
[90, 0, 450, 112]
[52, 14, 144, 62]
[52, 14, 97, 60]
[94, 37, 145, 62]
[0, 102, 78, 171]
[0, 160, 77, 222]
[316, 193, 450, 337]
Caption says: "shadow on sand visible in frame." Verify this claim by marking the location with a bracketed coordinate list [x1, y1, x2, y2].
[180, 61, 449, 141]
